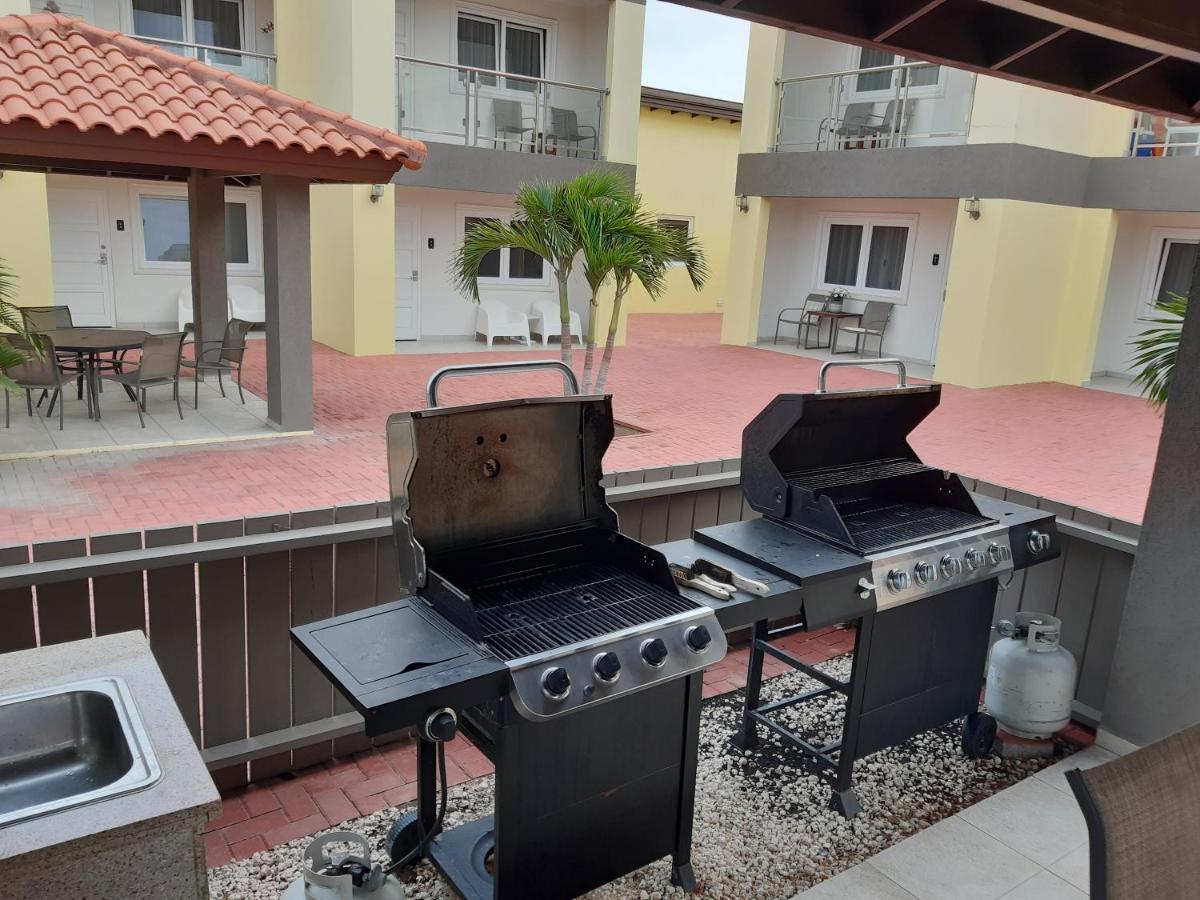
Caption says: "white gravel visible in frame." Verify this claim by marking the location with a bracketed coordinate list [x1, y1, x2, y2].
[209, 655, 1069, 900]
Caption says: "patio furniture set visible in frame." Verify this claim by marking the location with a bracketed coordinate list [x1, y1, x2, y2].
[2, 305, 250, 430]
[775, 292, 893, 356]
[493, 100, 597, 158]
[475, 298, 585, 346]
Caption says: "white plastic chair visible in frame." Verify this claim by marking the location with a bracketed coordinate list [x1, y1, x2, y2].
[177, 284, 266, 331]
[475, 299, 531, 346]
[529, 298, 582, 346]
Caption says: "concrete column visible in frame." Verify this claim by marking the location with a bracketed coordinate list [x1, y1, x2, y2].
[601, 0, 646, 166]
[187, 171, 228, 354]
[275, 0, 397, 357]
[1099, 253, 1200, 748]
[720, 24, 785, 347]
[262, 175, 313, 432]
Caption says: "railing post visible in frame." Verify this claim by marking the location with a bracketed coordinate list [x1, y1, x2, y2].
[896, 66, 910, 149]
[536, 80, 547, 154]
[826, 75, 841, 151]
[464, 70, 474, 146]
[595, 90, 604, 159]
[774, 78, 784, 151]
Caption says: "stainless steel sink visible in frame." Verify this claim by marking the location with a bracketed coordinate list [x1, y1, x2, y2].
[0, 677, 161, 828]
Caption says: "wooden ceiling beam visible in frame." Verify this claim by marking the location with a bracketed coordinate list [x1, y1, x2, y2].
[989, 25, 1069, 70]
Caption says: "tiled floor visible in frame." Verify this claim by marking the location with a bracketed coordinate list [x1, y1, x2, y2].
[0, 314, 1162, 542]
[793, 744, 1120, 900]
[203, 625, 856, 868]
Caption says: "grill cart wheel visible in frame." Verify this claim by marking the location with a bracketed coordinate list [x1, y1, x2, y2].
[385, 811, 424, 866]
[961, 712, 998, 758]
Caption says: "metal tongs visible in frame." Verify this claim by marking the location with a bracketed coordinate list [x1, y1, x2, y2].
[670, 559, 770, 601]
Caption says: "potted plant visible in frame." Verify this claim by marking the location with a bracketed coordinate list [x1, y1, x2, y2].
[827, 287, 849, 312]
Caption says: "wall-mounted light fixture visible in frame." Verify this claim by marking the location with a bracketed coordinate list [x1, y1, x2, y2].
[369, 184, 386, 203]
[736, 194, 749, 213]
[964, 196, 981, 220]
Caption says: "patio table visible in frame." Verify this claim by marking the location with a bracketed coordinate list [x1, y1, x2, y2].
[802, 310, 861, 352]
[39, 328, 148, 421]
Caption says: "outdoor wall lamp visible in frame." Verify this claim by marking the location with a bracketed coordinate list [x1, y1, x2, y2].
[965, 196, 982, 220]
[369, 184, 386, 203]
[736, 194, 749, 213]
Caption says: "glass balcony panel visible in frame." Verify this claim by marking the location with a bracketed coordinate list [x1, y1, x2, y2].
[134, 36, 275, 84]
[1130, 113, 1200, 157]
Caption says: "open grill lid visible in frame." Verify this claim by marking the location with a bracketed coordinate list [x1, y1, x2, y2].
[740, 362, 988, 554]
[387, 362, 618, 593]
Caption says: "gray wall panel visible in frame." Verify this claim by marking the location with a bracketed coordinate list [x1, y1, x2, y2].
[394, 143, 636, 195]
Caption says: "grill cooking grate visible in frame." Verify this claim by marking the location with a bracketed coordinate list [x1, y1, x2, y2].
[838, 500, 992, 554]
[470, 562, 699, 662]
[785, 457, 934, 492]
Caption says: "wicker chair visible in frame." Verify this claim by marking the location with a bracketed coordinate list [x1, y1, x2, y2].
[774, 293, 828, 347]
[100, 331, 186, 427]
[839, 301, 894, 357]
[2, 333, 74, 430]
[1066, 722, 1200, 900]
[181, 318, 252, 409]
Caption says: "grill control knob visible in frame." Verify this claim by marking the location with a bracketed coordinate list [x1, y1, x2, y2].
[913, 561, 937, 586]
[1027, 530, 1051, 554]
[886, 568, 910, 592]
[593, 652, 621, 684]
[940, 555, 962, 579]
[541, 667, 571, 701]
[640, 637, 669, 669]
[684, 625, 712, 654]
[987, 542, 1007, 565]
[964, 548, 986, 571]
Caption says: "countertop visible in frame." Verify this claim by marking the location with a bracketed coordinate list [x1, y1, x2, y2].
[0, 631, 220, 860]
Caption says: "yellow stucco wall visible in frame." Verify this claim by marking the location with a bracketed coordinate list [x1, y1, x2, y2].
[0, 171, 54, 311]
[625, 107, 741, 315]
[276, 0, 396, 357]
[935, 199, 1118, 388]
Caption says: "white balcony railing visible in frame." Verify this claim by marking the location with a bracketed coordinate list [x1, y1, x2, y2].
[775, 61, 974, 152]
[135, 36, 276, 85]
[396, 55, 606, 159]
[1129, 113, 1200, 157]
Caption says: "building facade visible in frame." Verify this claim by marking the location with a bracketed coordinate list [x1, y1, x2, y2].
[724, 25, 1200, 389]
[0, 0, 645, 355]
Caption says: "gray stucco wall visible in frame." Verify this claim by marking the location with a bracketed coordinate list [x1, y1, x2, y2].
[394, 143, 636, 195]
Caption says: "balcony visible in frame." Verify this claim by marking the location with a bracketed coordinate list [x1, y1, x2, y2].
[134, 36, 276, 85]
[1129, 113, 1200, 157]
[396, 55, 606, 159]
[775, 61, 973, 153]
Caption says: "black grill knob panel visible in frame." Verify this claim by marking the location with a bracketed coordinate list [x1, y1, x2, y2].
[685, 625, 712, 654]
[640, 637, 669, 668]
[593, 651, 621, 683]
[541, 667, 571, 700]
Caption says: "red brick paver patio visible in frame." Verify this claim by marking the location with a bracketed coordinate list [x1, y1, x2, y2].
[0, 314, 1160, 542]
[202, 625, 856, 868]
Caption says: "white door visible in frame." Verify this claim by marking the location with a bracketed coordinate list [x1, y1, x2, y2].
[395, 206, 421, 341]
[47, 187, 116, 327]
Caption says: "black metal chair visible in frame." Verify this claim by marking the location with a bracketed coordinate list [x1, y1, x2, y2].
[181, 318, 252, 409]
[100, 331, 185, 427]
[2, 333, 74, 431]
[839, 300, 894, 357]
[774, 293, 828, 346]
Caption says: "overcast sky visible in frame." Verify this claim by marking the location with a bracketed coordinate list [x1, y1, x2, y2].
[641, 1, 750, 102]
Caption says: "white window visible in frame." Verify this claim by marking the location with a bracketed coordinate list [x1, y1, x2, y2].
[815, 213, 917, 300]
[132, 185, 262, 275]
[1139, 228, 1198, 316]
[657, 216, 694, 266]
[455, 4, 552, 91]
[130, 0, 245, 56]
[852, 47, 942, 99]
[458, 206, 547, 287]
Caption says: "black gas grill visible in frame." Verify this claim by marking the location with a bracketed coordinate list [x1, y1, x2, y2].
[293, 360, 726, 900]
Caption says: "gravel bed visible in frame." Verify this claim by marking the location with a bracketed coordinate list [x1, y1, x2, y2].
[210, 655, 1071, 900]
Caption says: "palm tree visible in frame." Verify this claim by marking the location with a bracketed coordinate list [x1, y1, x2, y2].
[451, 170, 629, 369]
[0, 260, 32, 393]
[1130, 292, 1185, 408]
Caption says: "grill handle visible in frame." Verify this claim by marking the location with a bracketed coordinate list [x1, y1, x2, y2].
[426, 359, 580, 407]
[817, 358, 908, 393]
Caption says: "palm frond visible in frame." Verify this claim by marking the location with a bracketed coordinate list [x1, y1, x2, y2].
[0, 259, 36, 389]
[1129, 294, 1186, 408]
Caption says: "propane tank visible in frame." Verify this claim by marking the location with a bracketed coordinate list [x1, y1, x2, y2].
[281, 831, 405, 900]
[985, 612, 1077, 739]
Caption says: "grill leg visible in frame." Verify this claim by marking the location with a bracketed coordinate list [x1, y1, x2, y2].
[830, 614, 874, 818]
[417, 736, 440, 838]
[731, 619, 769, 751]
[670, 673, 702, 892]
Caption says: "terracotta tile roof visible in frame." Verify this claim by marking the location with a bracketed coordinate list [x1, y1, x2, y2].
[0, 12, 425, 173]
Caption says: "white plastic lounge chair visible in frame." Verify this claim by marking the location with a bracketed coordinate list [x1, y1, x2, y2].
[475, 299, 531, 346]
[528, 299, 583, 346]
[177, 284, 266, 331]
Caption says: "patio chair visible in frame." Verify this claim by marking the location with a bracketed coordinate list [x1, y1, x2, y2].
[833, 100, 911, 148]
[546, 107, 596, 158]
[100, 331, 186, 427]
[492, 99, 535, 151]
[529, 298, 582, 346]
[839, 300, 893, 356]
[475, 299, 530, 346]
[181, 318, 252, 409]
[21, 304, 127, 398]
[774, 293, 828, 346]
[2, 333, 74, 431]
[1066, 721, 1200, 900]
